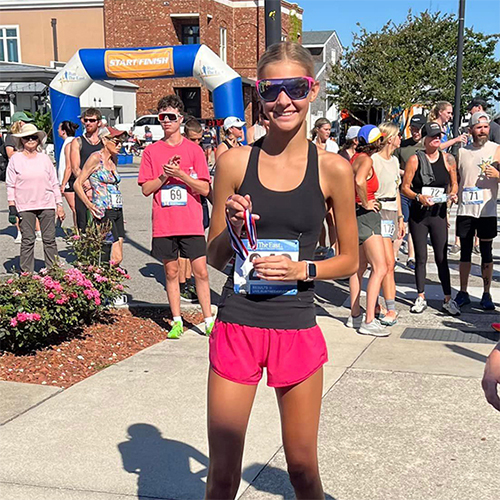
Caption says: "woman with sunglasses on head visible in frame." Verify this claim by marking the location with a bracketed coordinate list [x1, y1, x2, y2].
[57, 120, 80, 228]
[6, 123, 65, 272]
[74, 127, 127, 268]
[402, 122, 460, 315]
[347, 125, 390, 336]
[206, 42, 358, 499]
[428, 101, 467, 152]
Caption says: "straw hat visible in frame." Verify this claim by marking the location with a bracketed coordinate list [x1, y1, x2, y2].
[12, 123, 47, 148]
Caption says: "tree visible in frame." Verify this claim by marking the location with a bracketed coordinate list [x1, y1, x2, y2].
[327, 10, 500, 116]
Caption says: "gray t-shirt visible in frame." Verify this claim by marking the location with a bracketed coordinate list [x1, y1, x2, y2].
[489, 120, 500, 145]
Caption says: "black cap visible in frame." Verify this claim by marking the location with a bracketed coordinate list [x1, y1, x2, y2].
[422, 122, 442, 138]
[409, 114, 426, 128]
[467, 97, 488, 111]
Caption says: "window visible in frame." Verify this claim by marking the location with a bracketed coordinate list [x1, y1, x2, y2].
[0, 26, 20, 62]
[181, 25, 200, 45]
[219, 27, 227, 63]
[175, 88, 201, 118]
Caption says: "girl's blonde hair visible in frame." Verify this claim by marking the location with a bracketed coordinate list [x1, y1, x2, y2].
[378, 122, 400, 147]
[10, 121, 24, 134]
[257, 41, 315, 79]
[428, 101, 452, 122]
[311, 117, 331, 141]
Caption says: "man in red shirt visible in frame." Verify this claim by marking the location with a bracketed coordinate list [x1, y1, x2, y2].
[138, 95, 213, 338]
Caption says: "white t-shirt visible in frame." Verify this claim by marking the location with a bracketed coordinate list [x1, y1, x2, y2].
[372, 152, 401, 211]
[457, 141, 499, 218]
[325, 139, 339, 153]
[57, 136, 75, 188]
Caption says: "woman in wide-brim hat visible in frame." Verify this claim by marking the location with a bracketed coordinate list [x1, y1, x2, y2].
[6, 123, 65, 272]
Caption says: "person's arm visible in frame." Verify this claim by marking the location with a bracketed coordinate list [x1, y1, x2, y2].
[444, 153, 458, 203]
[162, 155, 210, 196]
[401, 154, 434, 207]
[439, 134, 467, 151]
[70, 137, 82, 177]
[396, 190, 405, 239]
[207, 147, 251, 270]
[484, 145, 500, 183]
[482, 342, 500, 412]
[215, 142, 228, 161]
[253, 153, 359, 281]
[73, 154, 100, 217]
[6, 156, 17, 206]
[46, 155, 65, 220]
[353, 155, 378, 211]
[61, 142, 73, 191]
[138, 148, 166, 197]
[246, 126, 255, 145]
[6, 146, 15, 159]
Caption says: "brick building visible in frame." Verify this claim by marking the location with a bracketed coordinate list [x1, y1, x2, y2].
[104, 0, 304, 123]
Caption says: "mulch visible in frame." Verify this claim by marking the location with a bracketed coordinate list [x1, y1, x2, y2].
[0, 308, 204, 389]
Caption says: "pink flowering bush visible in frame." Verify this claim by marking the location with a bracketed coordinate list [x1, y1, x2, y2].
[0, 225, 130, 352]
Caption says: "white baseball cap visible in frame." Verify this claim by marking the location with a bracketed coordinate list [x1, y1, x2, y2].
[223, 116, 246, 131]
[345, 126, 361, 141]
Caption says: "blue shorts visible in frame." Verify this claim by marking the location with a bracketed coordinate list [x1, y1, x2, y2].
[401, 194, 412, 223]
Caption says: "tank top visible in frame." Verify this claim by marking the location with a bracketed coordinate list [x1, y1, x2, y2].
[89, 153, 122, 219]
[410, 150, 450, 220]
[457, 141, 498, 218]
[351, 153, 379, 205]
[372, 152, 400, 211]
[217, 140, 326, 330]
[222, 139, 234, 149]
[79, 135, 103, 170]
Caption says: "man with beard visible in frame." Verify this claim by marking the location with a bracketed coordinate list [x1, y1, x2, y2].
[70, 108, 103, 232]
[454, 112, 500, 310]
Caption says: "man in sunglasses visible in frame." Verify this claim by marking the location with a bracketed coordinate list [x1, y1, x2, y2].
[138, 95, 214, 339]
[70, 107, 103, 232]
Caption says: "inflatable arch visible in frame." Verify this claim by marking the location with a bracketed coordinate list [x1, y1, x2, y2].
[49, 44, 245, 160]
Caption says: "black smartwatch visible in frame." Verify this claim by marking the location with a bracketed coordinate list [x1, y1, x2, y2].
[304, 261, 317, 282]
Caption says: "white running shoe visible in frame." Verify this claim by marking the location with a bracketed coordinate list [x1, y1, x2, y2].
[358, 318, 390, 337]
[346, 314, 363, 329]
[410, 296, 427, 314]
[14, 231, 22, 244]
[113, 294, 128, 307]
[36, 230, 42, 241]
[442, 299, 461, 316]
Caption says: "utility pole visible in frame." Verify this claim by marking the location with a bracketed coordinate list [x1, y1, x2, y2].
[452, 0, 466, 138]
[264, 0, 282, 48]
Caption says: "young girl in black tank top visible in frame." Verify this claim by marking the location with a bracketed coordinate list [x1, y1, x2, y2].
[206, 42, 358, 499]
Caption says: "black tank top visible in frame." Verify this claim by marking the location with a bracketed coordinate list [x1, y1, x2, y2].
[80, 135, 103, 169]
[222, 139, 233, 150]
[217, 140, 326, 329]
[410, 150, 450, 220]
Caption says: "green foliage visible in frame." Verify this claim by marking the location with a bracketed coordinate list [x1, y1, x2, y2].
[288, 5, 302, 43]
[328, 10, 500, 115]
[0, 227, 130, 352]
[25, 110, 53, 143]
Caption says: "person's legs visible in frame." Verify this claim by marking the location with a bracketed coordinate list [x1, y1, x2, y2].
[381, 237, 397, 320]
[19, 211, 37, 272]
[349, 245, 367, 318]
[428, 216, 451, 299]
[191, 256, 212, 319]
[275, 369, 324, 499]
[206, 369, 257, 499]
[64, 192, 77, 228]
[362, 235, 388, 323]
[409, 217, 429, 297]
[75, 195, 87, 233]
[178, 257, 189, 289]
[38, 209, 58, 269]
[163, 259, 181, 318]
[479, 239, 494, 294]
[111, 238, 124, 266]
[459, 236, 474, 292]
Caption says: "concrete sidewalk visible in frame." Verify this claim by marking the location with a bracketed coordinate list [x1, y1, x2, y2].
[1, 314, 499, 500]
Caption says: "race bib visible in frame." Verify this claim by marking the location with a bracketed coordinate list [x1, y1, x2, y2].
[234, 239, 299, 296]
[110, 193, 123, 208]
[422, 186, 447, 204]
[462, 187, 483, 205]
[381, 220, 395, 238]
[161, 185, 187, 207]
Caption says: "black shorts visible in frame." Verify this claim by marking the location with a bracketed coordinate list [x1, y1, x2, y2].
[456, 216, 497, 240]
[97, 208, 125, 241]
[151, 235, 206, 262]
[64, 175, 76, 193]
[356, 206, 382, 245]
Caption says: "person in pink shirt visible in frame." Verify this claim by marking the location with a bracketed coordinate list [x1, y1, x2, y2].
[6, 123, 65, 272]
[138, 95, 213, 339]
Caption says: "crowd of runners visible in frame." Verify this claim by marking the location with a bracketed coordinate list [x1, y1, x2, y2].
[2, 40, 500, 498]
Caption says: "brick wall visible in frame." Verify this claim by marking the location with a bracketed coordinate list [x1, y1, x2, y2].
[104, 0, 303, 123]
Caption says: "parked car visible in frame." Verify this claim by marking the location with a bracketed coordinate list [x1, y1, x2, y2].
[115, 115, 163, 143]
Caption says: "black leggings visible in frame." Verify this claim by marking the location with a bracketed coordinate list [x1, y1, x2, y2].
[409, 214, 451, 296]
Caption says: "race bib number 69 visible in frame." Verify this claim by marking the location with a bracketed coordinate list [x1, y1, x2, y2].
[161, 185, 187, 207]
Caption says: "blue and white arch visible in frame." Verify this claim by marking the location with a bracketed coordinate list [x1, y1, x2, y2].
[49, 44, 245, 160]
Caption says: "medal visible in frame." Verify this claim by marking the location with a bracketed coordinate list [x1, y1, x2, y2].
[226, 209, 257, 260]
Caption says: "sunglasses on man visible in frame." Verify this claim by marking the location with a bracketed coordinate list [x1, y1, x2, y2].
[83, 118, 98, 123]
[21, 135, 39, 142]
[255, 76, 315, 102]
[158, 112, 182, 122]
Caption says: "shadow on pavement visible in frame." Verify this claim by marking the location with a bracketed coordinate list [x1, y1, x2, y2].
[444, 344, 489, 363]
[118, 423, 208, 500]
[3, 255, 47, 273]
[242, 462, 337, 499]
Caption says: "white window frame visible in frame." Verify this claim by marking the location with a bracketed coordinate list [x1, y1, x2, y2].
[0, 25, 21, 63]
[219, 27, 227, 63]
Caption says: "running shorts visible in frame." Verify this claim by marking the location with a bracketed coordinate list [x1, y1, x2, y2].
[456, 216, 497, 240]
[356, 206, 382, 245]
[151, 235, 206, 262]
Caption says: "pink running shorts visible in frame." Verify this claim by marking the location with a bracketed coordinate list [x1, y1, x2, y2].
[209, 320, 328, 388]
